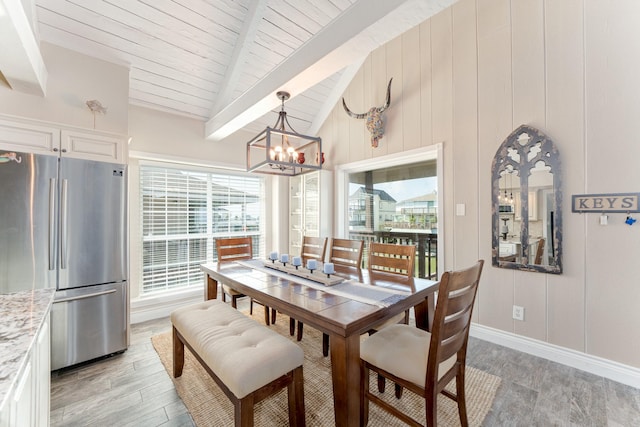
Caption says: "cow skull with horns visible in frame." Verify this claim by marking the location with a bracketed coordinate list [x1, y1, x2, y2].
[342, 78, 392, 148]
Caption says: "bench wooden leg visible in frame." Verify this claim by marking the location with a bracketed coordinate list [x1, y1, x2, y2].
[172, 327, 184, 378]
[288, 366, 306, 426]
[236, 395, 255, 427]
[289, 318, 295, 336]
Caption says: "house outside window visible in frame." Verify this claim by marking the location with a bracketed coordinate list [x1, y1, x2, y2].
[140, 164, 264, 295]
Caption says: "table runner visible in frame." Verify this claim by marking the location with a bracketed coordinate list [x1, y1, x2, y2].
[237, 259, 410, 307]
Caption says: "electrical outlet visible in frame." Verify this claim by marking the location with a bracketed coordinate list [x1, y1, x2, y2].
[512, 305, 525, 321]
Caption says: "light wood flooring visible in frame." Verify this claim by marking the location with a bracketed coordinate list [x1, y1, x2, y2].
[50, 303, 640, 426]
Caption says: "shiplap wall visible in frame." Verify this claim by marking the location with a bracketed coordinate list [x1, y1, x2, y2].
[319, 0, 640, 368]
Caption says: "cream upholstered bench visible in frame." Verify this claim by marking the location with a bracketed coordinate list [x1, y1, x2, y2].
[171, 299, 306, 427]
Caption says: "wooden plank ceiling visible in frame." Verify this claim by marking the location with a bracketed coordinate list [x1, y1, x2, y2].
[29, 0, 458, 140]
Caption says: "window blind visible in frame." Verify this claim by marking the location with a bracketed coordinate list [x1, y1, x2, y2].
[140, 165, 264, 295]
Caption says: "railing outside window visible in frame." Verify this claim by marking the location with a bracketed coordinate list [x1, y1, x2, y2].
[349, 231, 438, 279]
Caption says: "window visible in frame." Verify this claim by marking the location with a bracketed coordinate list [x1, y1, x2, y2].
[140, 164, 264, 295]
[336, 146, 443, 279]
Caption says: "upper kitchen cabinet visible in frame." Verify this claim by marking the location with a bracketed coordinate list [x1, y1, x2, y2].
[0, 115, 127, 164]
[60, 130, 126, 163]
[289, 171, 333, 257]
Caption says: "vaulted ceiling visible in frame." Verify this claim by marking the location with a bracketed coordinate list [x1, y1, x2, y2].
[1, 0, 458, 140]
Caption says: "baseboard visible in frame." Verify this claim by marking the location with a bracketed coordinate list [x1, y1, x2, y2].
[470, 324, 640, 389]
[130, 289, 203, 324]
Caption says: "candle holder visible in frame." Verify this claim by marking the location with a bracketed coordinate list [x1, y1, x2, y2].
[292, 256, 302, 270]
[269, 251, 278, 263]
[323, 262, 335, 278]
[280, 254, 289, 267]
[306, 259, 317, 274]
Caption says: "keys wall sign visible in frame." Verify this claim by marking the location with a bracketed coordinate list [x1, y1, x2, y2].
[572, 193, 640, 213]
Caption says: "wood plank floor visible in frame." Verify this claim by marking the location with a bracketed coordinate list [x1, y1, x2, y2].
[50, 302, 640, 426]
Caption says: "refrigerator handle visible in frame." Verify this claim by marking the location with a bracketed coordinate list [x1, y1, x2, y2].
[49, 178, 56, 270]
[54, 289, 117, 304]
[61, 179, 68, 270]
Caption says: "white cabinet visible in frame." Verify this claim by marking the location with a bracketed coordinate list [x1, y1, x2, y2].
[1, 313, 50, 427]
[61, 130, 126, 163]
[514, 190, 538, 221]
[289, 171, 332, 256]
[0, 115, 126, 164]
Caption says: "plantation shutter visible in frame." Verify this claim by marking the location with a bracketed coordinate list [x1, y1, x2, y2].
[140, 164, 264, 295]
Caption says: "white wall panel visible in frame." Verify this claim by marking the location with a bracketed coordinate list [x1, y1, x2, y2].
[401, 26, 422, 153]
[511, 0, 547, 341]
[477, 0, 514, 331]
[545, 0, 586, 353]
[584, 0, 640, 367]
[451, 0, 480, 274]
[431, 7, 454, 274]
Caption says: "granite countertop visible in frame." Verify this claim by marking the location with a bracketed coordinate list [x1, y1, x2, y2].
[0, 289, 55, 412]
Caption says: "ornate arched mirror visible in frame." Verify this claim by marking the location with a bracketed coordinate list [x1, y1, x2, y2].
[491, 125, 562, 274]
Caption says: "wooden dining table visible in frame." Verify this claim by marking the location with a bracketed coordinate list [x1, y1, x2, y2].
[200, 260, 439, 427]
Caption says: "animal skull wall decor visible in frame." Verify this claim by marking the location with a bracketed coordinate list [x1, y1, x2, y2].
[342, 78, 392, 148]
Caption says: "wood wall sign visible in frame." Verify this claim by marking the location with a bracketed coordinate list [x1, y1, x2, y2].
[572, 193, 640, 213]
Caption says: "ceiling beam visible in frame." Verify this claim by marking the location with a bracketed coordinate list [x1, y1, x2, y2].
[0, 0, 47, 96]
[210, 0, 268, 116]
[307, 56, 366, 136]
[205, 0, 412, 141]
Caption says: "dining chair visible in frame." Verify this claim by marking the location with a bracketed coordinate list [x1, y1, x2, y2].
[367, 242, 416, 397]
[359, 260, 484, 427]
[533, 237, 545, 264]
[290, 236, 328, 340]
[216, 237, 272, 325]
[317, 238, 364, 356]
[328, 237, 364, 268]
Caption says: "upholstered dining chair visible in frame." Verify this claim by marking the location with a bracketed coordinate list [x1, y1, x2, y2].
[316, 238, 364, 356]
[290, 236, 328, 341]
[216, 237, 272, 325]
[367, 242, 416, 397]
[360, 260, 484, 427]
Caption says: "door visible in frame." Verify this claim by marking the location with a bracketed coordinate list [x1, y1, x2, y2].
[0, 151, 58, 293]
[58, 158, 127, 289]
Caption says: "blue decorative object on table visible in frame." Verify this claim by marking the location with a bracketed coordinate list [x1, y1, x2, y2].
[306, 259, 317, 273]
[292, 256, 302, 270]
[323, 262, 335, 278]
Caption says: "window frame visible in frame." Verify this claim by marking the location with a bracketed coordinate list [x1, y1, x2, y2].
[335, 145, 444, 276]
[139, 162, 265, 296]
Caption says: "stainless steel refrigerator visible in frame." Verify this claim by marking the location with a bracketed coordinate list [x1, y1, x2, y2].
[0, 150, 128, 370]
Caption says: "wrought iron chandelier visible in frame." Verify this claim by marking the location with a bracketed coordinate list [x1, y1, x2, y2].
[246, 91, 322, 176]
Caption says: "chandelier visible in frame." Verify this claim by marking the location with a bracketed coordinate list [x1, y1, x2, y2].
[246, 91, 323, 176]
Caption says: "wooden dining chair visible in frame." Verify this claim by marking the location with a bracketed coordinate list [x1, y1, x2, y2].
[290, 236, 328, 340]
[316, 238, 365, 356]
[216, 237, 272, 325]
[367, 242, 416, 397]
[533, 237, 545, 265]
[328, 237, 364, 268]
[360, 260, 484, 427]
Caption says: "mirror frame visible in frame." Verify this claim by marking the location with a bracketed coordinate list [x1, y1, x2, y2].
[491, 125, 563, 274]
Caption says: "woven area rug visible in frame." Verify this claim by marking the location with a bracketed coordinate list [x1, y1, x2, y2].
[151, 311, 500, 426]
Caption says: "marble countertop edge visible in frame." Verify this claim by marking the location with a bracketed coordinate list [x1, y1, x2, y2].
[0, 288, 55, 413]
